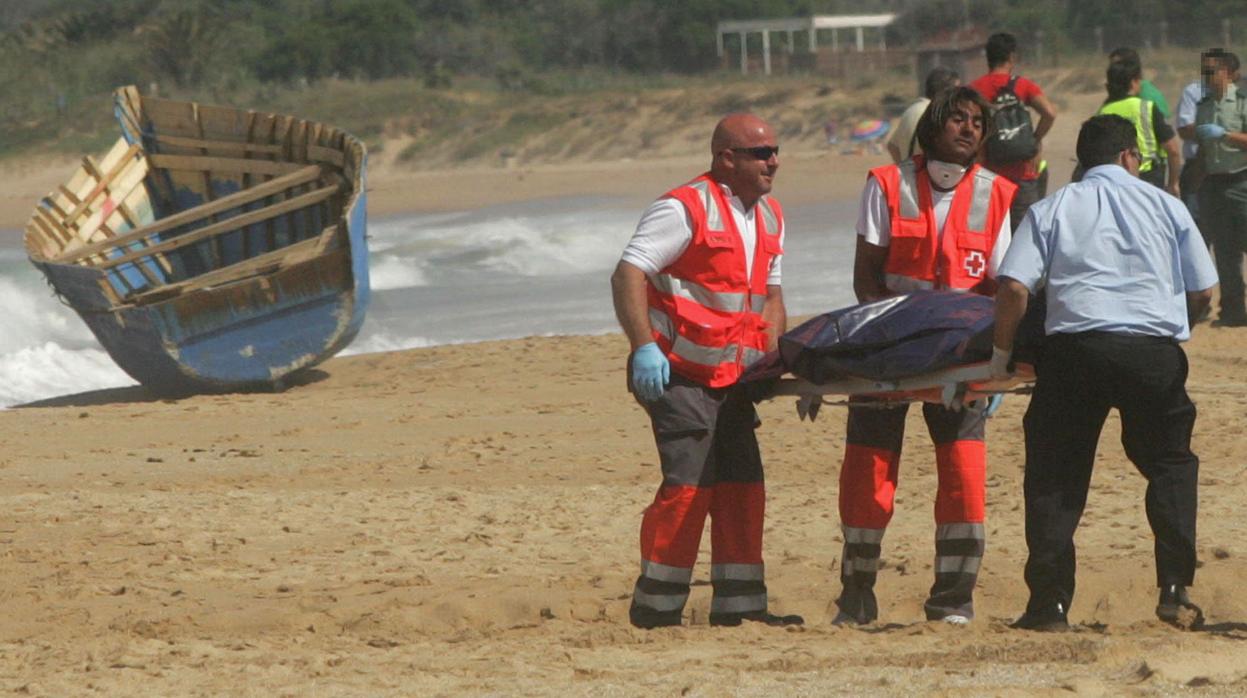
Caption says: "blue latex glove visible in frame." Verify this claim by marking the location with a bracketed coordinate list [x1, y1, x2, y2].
[1196, 123, 1227, 142]
[631, 342, 670, 402]
[984, 394, 1004, 418]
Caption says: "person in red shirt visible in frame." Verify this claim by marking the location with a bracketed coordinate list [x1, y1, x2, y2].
[971, 32, 1058, 228]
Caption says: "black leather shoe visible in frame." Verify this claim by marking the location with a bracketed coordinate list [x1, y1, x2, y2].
[1157, 585, 1205, 629]
[1011, 603, 1069, 632]
[709, 611, 805, 627]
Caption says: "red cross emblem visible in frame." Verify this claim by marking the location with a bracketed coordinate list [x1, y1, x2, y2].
[963, 251, 986, 278]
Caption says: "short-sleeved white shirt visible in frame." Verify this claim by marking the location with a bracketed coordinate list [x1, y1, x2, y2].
[620, 182, 783, 285]
[886, 98, 929, 161]
[1176, 80, 1203, 161]
[855, 170, 1011, 292]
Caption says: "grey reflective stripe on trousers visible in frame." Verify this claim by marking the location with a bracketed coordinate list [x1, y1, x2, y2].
[843, 556, 880, 573]
[710, 593, 767, 614]
[934, 522, 985, 575]
[843, 525, 886, 545]
[632, 588, 688, 612]
[711, 562, 765, 581]
[686, 178, 723, 232]
[642, 559, 694, 585]
[651, 274, 763, 314]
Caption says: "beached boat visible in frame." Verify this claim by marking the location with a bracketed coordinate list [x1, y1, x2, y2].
[24, 86, 369, 394]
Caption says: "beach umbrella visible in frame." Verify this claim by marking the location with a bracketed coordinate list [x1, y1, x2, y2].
[850, 119, 890, 142]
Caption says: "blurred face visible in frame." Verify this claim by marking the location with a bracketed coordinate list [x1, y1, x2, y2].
[1203, 58, 1232, 95]
[930, 101, 985, 165]
[719, 124, 779, 204]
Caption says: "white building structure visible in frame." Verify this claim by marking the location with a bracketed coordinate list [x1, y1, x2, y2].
[716, 14, 898, 75]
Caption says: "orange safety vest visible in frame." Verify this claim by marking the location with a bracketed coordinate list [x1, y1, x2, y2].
[869, 156, 1015, 293]
[647, 174, 783, 388]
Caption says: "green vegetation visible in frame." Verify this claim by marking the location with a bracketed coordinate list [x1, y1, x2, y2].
[0, 0, 1242, 162]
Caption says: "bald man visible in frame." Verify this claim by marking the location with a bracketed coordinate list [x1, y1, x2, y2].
[610, 114, 801, 629]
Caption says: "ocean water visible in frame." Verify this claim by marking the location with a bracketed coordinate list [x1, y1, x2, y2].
[0, 195, 858, 407]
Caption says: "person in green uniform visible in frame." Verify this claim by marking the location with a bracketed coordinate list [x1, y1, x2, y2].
[1195, 49, 1247, 326]
[1110, 47, 1171, 118]
[1098, 60, 1182, 194]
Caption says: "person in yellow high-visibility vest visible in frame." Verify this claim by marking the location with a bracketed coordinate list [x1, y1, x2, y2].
[1097, 61, 1182, 195]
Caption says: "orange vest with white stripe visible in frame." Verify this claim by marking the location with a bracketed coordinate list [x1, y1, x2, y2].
[870, 156, 1015, 294]
[647, 174, 783, 388]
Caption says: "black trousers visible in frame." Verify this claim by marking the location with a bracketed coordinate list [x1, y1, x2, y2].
[1009, 177, 1041, 232]
[1199, 172, 1247, 321]
[1021, 332, 1199, 614]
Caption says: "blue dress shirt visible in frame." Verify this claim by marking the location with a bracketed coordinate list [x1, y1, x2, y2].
[998, 164, 1218, 341]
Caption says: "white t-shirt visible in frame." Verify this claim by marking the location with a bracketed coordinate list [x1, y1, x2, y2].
[886, 97, 929, 161]
[620, 182, 783, 285]
[855, 170, 1011, 292]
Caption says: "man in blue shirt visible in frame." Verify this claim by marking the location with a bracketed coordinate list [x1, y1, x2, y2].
[991, 115, 1218, 632]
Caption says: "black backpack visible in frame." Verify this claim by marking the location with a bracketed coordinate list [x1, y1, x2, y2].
[985, 76, 1038, 164]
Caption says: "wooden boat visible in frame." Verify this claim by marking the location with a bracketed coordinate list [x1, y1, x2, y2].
[24, 86, 369, 394]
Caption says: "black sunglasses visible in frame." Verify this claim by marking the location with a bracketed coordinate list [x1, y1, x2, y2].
[731, 145, 779, 160]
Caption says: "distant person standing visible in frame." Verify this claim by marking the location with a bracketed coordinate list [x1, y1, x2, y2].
[1098, 61, 1182, 194]
[993, 115, 1217, 632]
[610, 113, 802, 629]
[887, 67, 960, 163]
[1109, 47, 1172, 119]
[971, 32, 1058, 229]
[1175, 65, 1208, 237]
[1194, 48, 1247, 326]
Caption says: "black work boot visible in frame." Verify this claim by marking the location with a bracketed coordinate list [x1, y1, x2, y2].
[1011, 601, 1069, 632]
[709, 610, 805, 627]
[628, 603, 682, 629]
[1156, 585, 1205, 630]
[832, 583, 878, 626]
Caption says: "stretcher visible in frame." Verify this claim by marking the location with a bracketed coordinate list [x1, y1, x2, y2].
[739, 291, 1041, 420]
[761, 361, 1036, 421]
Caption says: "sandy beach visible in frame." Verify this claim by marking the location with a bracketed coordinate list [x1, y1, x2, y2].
[3, 88, 1247, 694]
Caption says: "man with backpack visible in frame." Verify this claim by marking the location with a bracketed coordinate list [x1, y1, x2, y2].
[971, 32, 1058, 230]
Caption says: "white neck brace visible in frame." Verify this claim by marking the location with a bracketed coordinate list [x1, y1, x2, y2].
[926, 159, 968, 189]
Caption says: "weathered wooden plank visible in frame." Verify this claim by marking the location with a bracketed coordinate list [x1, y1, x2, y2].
[59, 164, 325, 263]
[147, 154, 306, 176]
[61, 144, 142, 227]
[97, 184, 341, 271]
[129, 225, 342, 304]
[151, 134, 285, 156]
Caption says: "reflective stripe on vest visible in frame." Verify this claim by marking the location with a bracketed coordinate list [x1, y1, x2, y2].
[686, 178, 724, 231]
[1098, 97, 1160, 172]
[650, 274, 766, 314]
[649, 307, 769, 371]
